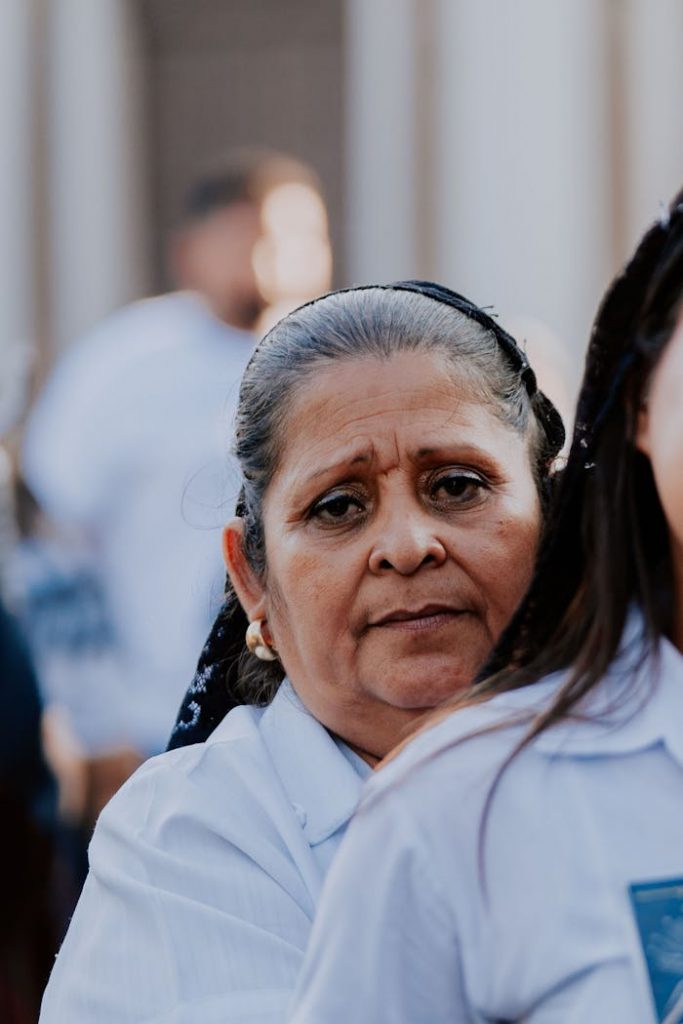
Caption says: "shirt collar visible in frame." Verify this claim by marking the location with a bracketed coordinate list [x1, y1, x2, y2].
[533, 611, 683, 767]
[258, 679, 371, 846]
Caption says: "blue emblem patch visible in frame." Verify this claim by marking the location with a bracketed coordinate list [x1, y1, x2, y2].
[629, 877, 683, 1023]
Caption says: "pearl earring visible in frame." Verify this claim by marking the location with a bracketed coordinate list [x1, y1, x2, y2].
[245, 620, 277, 661]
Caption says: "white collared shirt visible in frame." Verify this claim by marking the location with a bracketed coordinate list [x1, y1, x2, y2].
[39, 680, 370, 1023]
[291, 617, 683, 1023]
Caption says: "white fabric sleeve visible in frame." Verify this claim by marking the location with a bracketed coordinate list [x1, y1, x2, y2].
[288, 785, 473, 1024]
[39, 763, 315, 1024]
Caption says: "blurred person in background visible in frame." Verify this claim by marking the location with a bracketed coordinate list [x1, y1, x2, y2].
[0, 599, 57, 1024]
[20, 148, 332, 821]
[0, 341, 79, 1024]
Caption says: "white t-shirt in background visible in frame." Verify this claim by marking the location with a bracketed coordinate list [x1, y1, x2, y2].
[23, 291, 254, 754]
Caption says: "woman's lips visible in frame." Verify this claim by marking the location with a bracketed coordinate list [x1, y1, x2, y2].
[369, 605, 465, 632]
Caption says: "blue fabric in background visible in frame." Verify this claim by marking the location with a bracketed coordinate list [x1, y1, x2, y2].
[0, 600, 56, 826]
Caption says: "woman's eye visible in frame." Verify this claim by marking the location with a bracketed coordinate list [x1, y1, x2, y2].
[431, 471, 488, 506]
[309, 492, 366, 525]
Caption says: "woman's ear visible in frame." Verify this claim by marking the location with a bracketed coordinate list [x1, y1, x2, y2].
[222, 519, 267, 621]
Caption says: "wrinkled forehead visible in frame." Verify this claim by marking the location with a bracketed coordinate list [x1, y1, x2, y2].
[267, 351, 526, 488]
[282, 348, 482, 430]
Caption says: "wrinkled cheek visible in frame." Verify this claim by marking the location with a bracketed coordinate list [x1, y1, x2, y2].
[660, 482, 683, 552]
[267, 551, 357, 666]
[651, 448, 683, 543]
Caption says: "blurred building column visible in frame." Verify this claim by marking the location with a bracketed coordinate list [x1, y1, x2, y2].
[344, 0, 419, 282]
[48, 0, 150, 352]
[432, 0, 613, 362]
[620, 0, 683, 252]
[0, 0, 34, 582]
[0, 0, 34, 364]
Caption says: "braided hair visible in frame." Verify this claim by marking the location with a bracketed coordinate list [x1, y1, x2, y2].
[168, 280, 565, 749]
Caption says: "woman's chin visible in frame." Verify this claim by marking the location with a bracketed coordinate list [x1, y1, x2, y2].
[373, 657, 479, 711]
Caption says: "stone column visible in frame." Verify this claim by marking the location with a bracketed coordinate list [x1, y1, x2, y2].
[620, 0, 683, 251]
[48, 0, 150, 351]
[0, 0, 34, 381]
[432, 0, 613, 360]
[344, 0, 419, 282]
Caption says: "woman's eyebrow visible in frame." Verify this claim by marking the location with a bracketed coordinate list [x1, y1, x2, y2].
[304, 450, 373, 483]
[301, 442, 500, 483]
[412, 443, 506, 479]
[414, 443, 492, 461]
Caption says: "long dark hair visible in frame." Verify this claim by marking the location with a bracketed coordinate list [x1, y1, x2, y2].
[168, 281, 565, 749]
[455, 187, 683, 745]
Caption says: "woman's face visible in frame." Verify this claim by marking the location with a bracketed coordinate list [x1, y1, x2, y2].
[226, 351, 541, 760]
[637, 310, 683, 642]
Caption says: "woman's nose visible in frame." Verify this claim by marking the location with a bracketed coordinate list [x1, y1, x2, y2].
[368, 510, 448, 575]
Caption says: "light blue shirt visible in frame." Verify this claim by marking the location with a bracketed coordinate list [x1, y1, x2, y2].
[291, 618, 683, 1023]
[39, 680, 370, 1023]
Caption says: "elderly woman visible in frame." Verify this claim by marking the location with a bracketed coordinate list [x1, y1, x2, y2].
[39, 281, 563, 1023]
[290, 201, 683, 1022]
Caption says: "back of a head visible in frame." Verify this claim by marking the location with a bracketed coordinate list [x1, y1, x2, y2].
[176, 148, 330, 331]
[182, 147, 323, 226]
